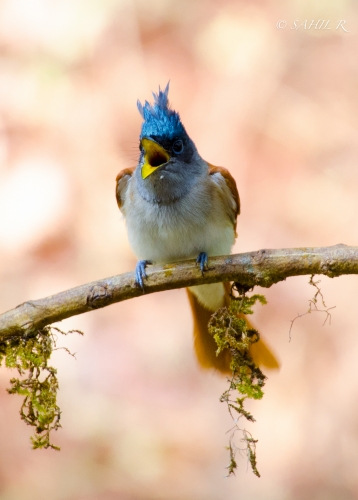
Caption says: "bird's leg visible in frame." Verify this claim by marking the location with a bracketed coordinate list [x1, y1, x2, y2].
[196, 252, 208, 276]
[135, 260, 152, 290]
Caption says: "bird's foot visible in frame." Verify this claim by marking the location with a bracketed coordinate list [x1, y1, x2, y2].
[196, 252, 208, 276]
[135, 260, 152, 290]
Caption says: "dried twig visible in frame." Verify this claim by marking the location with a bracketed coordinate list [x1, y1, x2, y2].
[289, 275, 336, 340]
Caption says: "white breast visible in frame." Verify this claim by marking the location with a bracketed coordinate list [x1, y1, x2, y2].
[124, 175, 235, 264]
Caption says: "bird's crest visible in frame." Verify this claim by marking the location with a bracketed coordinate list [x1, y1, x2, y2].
[137, 83, 185, 139]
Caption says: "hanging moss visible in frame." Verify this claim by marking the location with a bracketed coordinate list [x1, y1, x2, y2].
[0, 326, 83, 450]
[209, 285, 267, 477]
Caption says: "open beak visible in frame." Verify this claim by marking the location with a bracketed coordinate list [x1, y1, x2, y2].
[140, 138, 170, 179]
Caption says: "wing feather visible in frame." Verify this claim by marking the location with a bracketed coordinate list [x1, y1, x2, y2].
[207, 163, 240, 235]
[115, 167, 135, 210]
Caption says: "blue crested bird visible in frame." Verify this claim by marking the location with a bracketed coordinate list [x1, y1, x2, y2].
[116, 83, 279, 373]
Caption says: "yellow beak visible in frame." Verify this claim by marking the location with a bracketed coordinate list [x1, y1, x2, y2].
[141, 138, 170, 179]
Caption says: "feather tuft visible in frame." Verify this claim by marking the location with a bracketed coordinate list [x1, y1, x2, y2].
[137, 82, 185, 139]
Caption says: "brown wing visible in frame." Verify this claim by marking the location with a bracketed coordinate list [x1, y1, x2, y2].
[115, 167, 135, 210]
[207, 163, 240, 234]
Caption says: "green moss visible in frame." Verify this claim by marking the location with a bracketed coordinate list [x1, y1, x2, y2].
[0, 326, 83, 450]
[209, 284, 267, 478]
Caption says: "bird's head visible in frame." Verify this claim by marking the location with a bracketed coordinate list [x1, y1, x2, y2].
[136, 83, 204, 203]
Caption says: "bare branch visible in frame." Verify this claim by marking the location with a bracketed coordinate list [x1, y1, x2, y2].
[1, 244, 357, 340]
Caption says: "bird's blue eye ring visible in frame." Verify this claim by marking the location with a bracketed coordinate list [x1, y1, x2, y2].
[172, 139, 184, 154]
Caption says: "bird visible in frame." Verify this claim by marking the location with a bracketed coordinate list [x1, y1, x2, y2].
[116, 83, 279, 374]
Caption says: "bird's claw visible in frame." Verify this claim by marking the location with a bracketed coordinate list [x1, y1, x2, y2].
[196, 252, 208, 276]
[135, 260, 152, 290]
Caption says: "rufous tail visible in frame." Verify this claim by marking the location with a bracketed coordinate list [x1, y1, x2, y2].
[186, 285, 280, 374]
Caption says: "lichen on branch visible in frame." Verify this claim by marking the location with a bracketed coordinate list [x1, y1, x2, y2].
[209, 286, 268, 477]
[0, 327, 83, 449]
[0, 244, 357, 463]
[0, 245, 357, 341]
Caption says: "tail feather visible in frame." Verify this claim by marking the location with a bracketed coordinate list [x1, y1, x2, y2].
[186, 285, 280, 374]
[187, 288, 232, 373]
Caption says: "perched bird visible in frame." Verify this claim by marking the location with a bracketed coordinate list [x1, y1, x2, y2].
[116, 83, 279, 373]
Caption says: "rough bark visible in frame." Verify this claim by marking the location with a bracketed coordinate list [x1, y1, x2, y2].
[0, 244, 357, 340]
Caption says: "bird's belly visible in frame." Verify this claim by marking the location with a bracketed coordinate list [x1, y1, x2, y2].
[126, 201, 235, 264]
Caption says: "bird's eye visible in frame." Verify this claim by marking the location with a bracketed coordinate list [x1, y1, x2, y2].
[172, 139, 184, 155]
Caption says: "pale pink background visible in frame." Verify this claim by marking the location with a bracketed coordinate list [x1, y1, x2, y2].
[0, 1, 358, 499]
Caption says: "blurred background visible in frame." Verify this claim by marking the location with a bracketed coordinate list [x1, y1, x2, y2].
[0, 0, 358, 498]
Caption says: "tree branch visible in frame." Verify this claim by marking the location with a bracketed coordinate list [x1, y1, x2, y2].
[1, 244, 357, 340]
